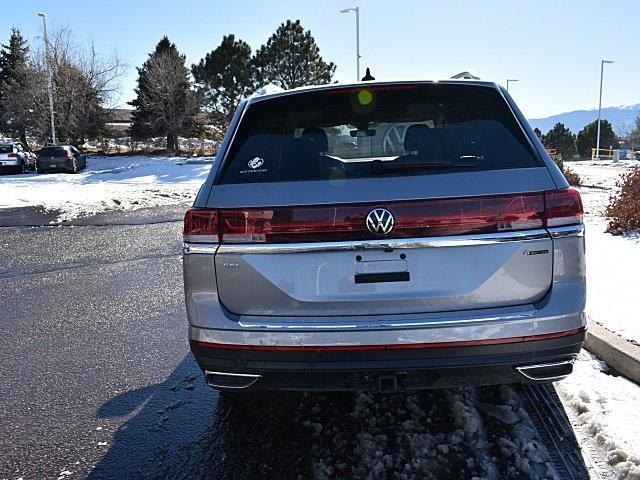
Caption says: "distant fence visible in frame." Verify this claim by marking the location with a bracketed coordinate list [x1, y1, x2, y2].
[591, 148, 640, 161]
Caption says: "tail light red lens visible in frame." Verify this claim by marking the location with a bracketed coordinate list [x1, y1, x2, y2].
[544, 188, 583, 227]
[183, 208, 219, 242]
[183, 190, 582, 244]
[8, 153, 17, 157]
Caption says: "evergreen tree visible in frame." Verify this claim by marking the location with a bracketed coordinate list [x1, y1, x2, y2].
[252, 20, 336, 89]
[129, 37, 199, 152]
[192, 34, 253, 137]
[576, 119, 617, 158]
[628, 115, 640, 149]
[533, 127, 544, 144]
[0, 28, 34, 146]
[543, 123, 576, 161]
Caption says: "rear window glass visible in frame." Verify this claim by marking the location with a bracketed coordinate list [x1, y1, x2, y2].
[39, 147, 68, 157]
[0, 145, 13, 153]
[218, 84, 541, 184]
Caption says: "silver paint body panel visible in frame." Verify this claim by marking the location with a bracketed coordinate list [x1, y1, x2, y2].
[183, 81, 585, 351]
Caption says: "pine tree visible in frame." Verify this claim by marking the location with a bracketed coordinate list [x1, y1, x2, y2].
[543, 123, 576, 161]
[129, 37, 199, 152]
[252, 20, 336, 89]
[192, 34, 253, 137]
[533, 127, 543, 142]
[576, 120, 617, 158]
[0, 28, 34, 146]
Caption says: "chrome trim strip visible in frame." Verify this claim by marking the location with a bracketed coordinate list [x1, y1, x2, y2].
[204, 370, 261, 389]
[183, 243, 218, 255]
[213, 229, 550, 255]
[515, 360, 575, 382]
[237, 309, 539, 330]
[547, 224, 585, 239]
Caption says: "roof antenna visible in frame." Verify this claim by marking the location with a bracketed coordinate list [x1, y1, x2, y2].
[361, 67, 375, 81]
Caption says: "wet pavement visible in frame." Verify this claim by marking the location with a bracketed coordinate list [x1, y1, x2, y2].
[0, 206, 598, 480]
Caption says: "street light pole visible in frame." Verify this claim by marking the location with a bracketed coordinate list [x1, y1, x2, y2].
[37, 12, 56, 145]
[339, 7, 360, 81]
[506, 79, 519, 92]
[596, 59, 614, 160]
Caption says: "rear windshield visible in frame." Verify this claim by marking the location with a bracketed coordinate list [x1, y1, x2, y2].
[39, 147, 68, 157]
[218, 84, 541, 184]
[0, 145, 13, 153]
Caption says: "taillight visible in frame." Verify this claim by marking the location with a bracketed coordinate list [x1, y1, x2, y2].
[183, 208, 219, 243]
[216, 193, 546, 244]
[544, 188, 583, 227]
[8, 153, 17, 157]
[182, 191, 583, 245]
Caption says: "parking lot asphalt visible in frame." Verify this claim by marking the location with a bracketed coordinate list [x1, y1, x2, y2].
[0, 205, 601, 480]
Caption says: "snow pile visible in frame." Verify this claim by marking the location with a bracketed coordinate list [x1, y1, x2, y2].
[557, 351, 640, 479]
[296, 387, 556, 479]
[81, 137, 218, 154]
[0, 155, 213, 222]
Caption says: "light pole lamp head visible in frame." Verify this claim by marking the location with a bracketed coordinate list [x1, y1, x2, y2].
[339, 7, 357, 13]
[37, 12, 46, 17]
[602, 60, 614, 64]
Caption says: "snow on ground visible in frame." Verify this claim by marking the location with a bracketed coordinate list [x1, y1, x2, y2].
[297, 386, 558, 479]
[0, 155, 213, 222]
[557, 350, 640, 479]
[570, 159, 640, 344]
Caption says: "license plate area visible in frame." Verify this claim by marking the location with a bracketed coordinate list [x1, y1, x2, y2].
[355, 258, 409, 283]
[355, 271, 410, 284]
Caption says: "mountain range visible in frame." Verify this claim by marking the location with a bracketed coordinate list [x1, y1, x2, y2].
[528, 104, 640, 135]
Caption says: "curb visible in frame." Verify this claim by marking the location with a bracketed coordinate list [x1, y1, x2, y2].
[585, 322, 640, 384]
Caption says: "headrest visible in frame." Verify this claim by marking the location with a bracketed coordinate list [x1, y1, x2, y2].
[403, 124, 432, 152]
[301, 127, 329, 153]
[281, 138, 320, 171]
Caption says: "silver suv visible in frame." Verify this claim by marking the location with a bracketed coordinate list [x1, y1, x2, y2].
[182, 80, 586, 392]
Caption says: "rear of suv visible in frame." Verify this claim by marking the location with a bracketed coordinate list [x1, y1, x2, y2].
[183, 81, 586, 392]
[36, 145, 86, 173]
[0, 143, 36, 174]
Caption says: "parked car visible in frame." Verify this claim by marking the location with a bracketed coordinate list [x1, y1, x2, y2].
[36, 145, 87, 174]
[182, 80, 586, 392]
[0, 143, 36, 174]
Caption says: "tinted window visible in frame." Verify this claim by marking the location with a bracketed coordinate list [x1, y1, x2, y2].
[0, 145, 13, 153]
[39, 147, 68, 157]
[218, 84, 541, 184]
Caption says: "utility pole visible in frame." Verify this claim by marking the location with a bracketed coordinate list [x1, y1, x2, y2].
[596, 59, 614, 160]
[506, 78, 519, 92]
[339, 7, 361, 81]
[37, 12, 56, 145]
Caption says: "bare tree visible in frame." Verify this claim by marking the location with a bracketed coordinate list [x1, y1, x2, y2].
[30, 26, 125, 144]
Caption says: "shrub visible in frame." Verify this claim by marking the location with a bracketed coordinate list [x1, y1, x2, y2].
[606, 168, 640, 234]
[553, 155, 582, 186]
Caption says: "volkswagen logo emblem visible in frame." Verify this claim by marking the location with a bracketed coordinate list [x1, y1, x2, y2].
[366, 208, 395, 235]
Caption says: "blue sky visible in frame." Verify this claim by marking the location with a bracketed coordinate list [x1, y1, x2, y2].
[4, 0, 638, 118]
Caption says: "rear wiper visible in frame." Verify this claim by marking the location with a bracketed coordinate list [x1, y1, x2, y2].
[371, 160, 479, 175]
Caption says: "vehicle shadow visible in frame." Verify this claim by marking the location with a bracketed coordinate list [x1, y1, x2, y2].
[87, 354, 321, 480]
[88, 356, 592, 480]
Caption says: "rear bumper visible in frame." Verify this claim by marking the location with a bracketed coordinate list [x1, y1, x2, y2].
[0, 159, 20, 167]
[37, 160, 73, 170]
[189, 327, 585, 391]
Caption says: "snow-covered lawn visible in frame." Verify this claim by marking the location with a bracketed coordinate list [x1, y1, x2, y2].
[557, 351, 640, 479]
[0, 155, 213, 222]
[570, 159, 640, 344]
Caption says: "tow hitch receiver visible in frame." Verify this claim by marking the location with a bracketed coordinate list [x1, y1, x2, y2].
[377, 374, 400, 393]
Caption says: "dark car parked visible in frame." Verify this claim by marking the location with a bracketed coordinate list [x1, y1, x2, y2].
[36, 145, 87, 174]
[0, 143, 36, 174]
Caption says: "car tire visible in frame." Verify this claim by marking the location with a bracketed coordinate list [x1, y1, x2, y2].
[71, 159, 78, 173]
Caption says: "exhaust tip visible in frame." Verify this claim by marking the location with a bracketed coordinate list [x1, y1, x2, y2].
[204, 370, 261, 390]
[515, 360, 574, 382]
